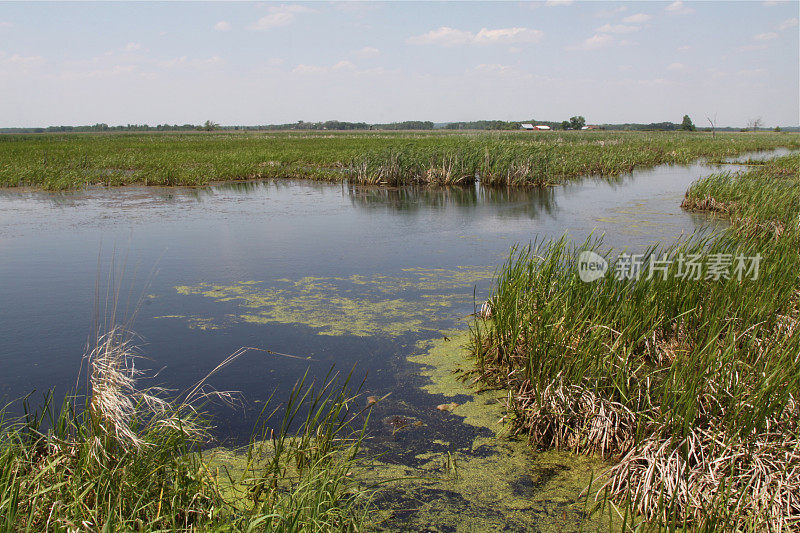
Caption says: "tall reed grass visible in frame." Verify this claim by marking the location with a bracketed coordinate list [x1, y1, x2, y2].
[0, 130, 796, 190]
[470, 154, 800, 530]
[0, 324, 371, 531]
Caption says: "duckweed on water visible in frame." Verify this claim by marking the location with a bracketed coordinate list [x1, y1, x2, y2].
[203, 332, 610, 532]
[165, 267, 496, 337]
[364, 332, 610, 532]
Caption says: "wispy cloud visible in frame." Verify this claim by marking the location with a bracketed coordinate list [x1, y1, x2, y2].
[1, 53, 46, 68]
[738, 68, 768, 76]
[292, 60, 356, 75]
[666, 62, 685, 71]
[622, 13, 652, 24]
[352, 46, 380, 59]
[754, 31, 778, 40]
[0, 21, 12, 29]
[407, 26, 543, 46]
[545, 0, 573, 6]
[214, 21, 231, 32]
[250, 5, 315, 31]
[569, 33, 614, 50]
[124, 42, 141, 52]
[155, 55, 224, 71]
[778, 17, 798, 30]
[737, 43, 768, 51]
[665, 1, 694, 15]
[596, 23, 640, 34]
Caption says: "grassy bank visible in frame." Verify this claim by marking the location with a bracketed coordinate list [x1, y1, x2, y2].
[470, 154, 800, 530]
[0, 328, 371, 532]
[1, 130, 797, 190]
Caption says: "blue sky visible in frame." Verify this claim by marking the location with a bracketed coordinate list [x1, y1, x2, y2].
[0, 1, 797, 127]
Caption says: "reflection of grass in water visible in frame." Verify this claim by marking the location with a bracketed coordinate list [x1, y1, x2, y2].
[165, 267, 496, 337]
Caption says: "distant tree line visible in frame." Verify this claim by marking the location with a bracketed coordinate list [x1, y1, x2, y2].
[0, 123, 200, 134]
[1, 118, 796, 134]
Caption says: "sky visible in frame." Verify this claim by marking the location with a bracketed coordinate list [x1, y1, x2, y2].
[0, 1, 798, 128]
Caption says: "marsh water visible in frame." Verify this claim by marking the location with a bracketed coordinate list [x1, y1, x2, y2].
[0, 152, 786, 530]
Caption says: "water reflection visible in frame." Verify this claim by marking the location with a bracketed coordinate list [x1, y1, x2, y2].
[345, 183, 558, 219]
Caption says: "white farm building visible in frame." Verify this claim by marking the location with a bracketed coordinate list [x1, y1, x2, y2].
[520, 124, 551, 131]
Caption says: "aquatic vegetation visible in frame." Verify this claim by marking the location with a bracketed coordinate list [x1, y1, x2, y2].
[469, 155, 800, 529]
[0, 130, 797, 190]
[166, 267, 496, 337]
[0, 325, 371, 531]
[364, 332, 610, 532]
[682, 153, 800, 238]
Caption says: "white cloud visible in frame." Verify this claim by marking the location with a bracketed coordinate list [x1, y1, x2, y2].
[596, 23, 640, 34]
[124, 42, 142, 52]
[214, 21, 231, 32]
[570, 33, 614, 50]
[407, 26, 543, 46]
[738, 68, 768, 77]
[353, 46, 380, 58]
[250, 5, 315, 31]
[545, 0, 573, 5]
[0, 21, 12, 29]
[157, 55, 223, 70]
[292, 63, 327, 74]
[407, 27, 472, 46]
[474, 27, 543, 44]
[738, 43, 768, 51]
[622, 13, 652, 24]
[778, 18, 798, 30]
[332, 60, 355, 70]
[754, 32, 778, 41]
[292, 60, 356, 75]
[677, 45, 691, 51]
[665, 1, 694, 15]
[267, 57, 285, 66]
[471, 63, 520, 76]
[666, 62, 685, 71]
[1, 53, 46, 68]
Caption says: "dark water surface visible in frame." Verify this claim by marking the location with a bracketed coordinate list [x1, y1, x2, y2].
[0, 154, 777, 529]
[0, 161, 726, 414]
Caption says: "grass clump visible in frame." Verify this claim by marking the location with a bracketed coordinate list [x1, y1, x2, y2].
[0, 325, 371, 531]
[470, 154, 800, 530]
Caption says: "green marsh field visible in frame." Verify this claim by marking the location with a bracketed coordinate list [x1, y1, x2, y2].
[1, 131, 799, 531]
[1, 130, 798, 189]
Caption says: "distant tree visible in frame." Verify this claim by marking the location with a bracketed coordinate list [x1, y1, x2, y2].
[203, 120, 220, 131]
[775, 126, 782, 132]
[561, 120, 571, 130]
[680, 115, 696, 131]
[706, 113, 718, 139]
[746, 117, 763, 132]
[569, 116, 586, 130]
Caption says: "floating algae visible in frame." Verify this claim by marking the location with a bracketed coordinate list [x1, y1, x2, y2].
[168, 268, 611, 531]
[164, 267, 496, 337]
[201, 333, 611, 532]
[363, 332, 611, 532]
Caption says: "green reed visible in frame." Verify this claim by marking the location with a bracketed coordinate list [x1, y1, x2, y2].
[0, 330, 372, 532]
[471, 154, 800, 530]
[0, 130, 797, 190]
